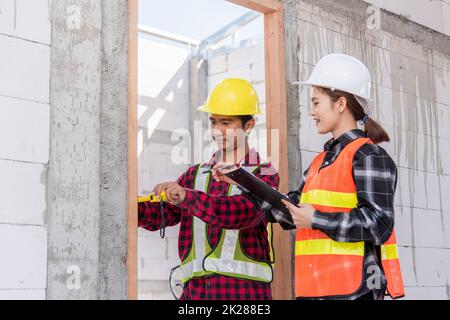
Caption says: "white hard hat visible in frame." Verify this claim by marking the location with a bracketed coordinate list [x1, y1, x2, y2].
[293, 53, 372, 101]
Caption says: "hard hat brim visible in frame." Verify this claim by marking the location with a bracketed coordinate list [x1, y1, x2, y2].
[292, 80, 318, 86]
[197, 104, 262, 116]
[292, 81, 308, 85]
[292, 81, 371, 102]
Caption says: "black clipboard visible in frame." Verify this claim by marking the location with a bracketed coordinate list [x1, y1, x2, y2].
[225, 167, 297, 230]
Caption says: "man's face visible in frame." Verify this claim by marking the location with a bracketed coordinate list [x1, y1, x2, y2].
[209, 114, 253, 152]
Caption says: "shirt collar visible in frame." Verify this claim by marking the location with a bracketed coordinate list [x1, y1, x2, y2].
[201, 147, 261, 168]
[323, 129, 367, 151]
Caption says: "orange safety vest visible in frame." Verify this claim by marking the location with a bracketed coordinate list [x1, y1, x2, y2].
[295, 137, 405, 299]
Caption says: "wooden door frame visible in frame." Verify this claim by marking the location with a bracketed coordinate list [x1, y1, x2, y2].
[127, 0, 290, 300]
[127, 0, 138, 300]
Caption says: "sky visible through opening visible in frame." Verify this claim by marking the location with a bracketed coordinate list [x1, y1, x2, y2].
[138, 0, 261, 41]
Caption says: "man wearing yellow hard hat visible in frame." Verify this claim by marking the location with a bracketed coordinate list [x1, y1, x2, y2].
[138, 78, 279, 300]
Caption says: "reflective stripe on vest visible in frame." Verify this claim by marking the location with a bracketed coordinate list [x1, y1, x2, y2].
[295, 239, 365, 256]
[381, 244, 398, 260]
[380, 230, 405, 298]
[179, 169, 214, 281]
[300, 189, 358, 209]
[180, 165, 273, 283]
[295, 137, 404, 299]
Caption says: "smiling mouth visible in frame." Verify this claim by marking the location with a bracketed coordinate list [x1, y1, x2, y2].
[313, 119, 320, 125]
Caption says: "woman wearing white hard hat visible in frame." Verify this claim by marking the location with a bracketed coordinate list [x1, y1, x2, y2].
[222, 53, 405, 300]
[212, 54, 406, 300]
[276, 53, 405, 300]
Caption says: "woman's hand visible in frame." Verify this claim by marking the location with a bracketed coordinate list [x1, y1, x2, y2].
[211, 163, 238, 185]
[153, 182, 186, 205]
[281, 200, 315, 229]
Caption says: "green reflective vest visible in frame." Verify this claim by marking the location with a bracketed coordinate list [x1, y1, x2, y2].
[179, 165, 274, 283]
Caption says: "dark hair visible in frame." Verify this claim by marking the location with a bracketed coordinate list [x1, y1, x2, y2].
[239, 115, 254, 127]
[317, 87, 390, 144]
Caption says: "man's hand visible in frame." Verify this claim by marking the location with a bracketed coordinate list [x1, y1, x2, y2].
[212, 163, 238, 185]
[153, 182, 172, 197]
[153, 181, 186, 205]
[281, 200, 314, 229]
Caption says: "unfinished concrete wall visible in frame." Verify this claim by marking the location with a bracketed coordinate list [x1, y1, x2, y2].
[0, 0, 50, 299]
[98, 0, 130, 300]
[47, 0, 130, 299]
[285, 0, 450, 299]
[364, 0, 450, 37]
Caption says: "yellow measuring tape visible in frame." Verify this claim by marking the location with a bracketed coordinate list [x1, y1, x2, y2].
[137, 191, 168, 239]
[137, 191, 167, 203]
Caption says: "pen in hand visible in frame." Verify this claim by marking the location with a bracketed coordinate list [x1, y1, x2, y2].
[203, 158, 246, 174]
[202, 164, 236, 174]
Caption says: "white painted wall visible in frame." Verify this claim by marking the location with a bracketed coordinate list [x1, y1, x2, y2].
[0, 0, 50, 300]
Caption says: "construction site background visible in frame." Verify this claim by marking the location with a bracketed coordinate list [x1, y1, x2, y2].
[0, 0, 449, 300]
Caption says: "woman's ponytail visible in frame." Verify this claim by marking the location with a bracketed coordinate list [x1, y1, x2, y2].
[364, 117, 390, 144]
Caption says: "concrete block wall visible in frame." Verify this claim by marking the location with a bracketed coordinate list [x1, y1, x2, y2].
[286, 0, 450, 299]
[0, 0, 50, 299]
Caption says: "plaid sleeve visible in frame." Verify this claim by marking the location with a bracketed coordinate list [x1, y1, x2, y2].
[138, 165, 198, 231]
[288, 165, 309, 203]
[245, 166, 309, 225]
[179, 163, 280, 230]
[311, 146, 396, 245]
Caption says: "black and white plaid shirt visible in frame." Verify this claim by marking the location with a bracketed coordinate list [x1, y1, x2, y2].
[246, 129, 397, 300]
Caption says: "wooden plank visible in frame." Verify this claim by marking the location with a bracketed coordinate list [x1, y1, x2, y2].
[127, 0, 138, 300]
[226, 0, 282, 13]
[263, 7, 292, 300]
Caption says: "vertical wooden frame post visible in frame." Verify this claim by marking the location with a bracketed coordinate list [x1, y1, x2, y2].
[127, 0, 138, 300]
[263, 6, 291, 301]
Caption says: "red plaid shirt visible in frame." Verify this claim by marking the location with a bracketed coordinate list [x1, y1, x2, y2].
[138, 149, 279, 300]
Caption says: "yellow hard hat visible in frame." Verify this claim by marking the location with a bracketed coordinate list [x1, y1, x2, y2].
[197, 78, 261, 115]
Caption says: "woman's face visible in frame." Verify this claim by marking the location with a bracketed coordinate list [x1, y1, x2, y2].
[309, 87, 341, 134]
